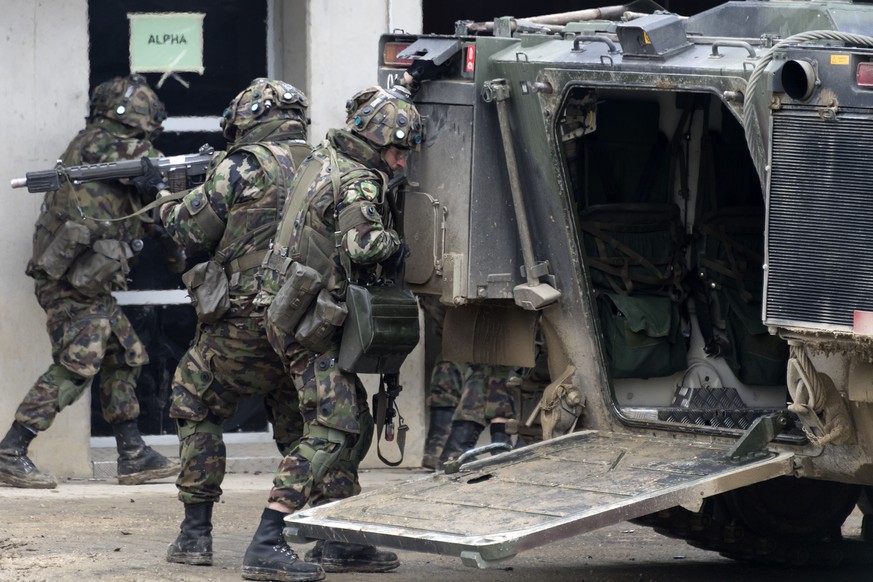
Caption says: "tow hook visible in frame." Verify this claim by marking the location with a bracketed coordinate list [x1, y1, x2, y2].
[726, 412, 791, 465]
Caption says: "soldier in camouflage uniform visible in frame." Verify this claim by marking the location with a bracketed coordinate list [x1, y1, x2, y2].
[0, 75, 180, 490]
[244, 85, 423, 579]
[437, 363, 516, 468]
[419, 296, 516, 469]
[134, 78, 322, 581]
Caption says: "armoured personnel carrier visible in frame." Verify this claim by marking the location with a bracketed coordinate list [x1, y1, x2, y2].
[287, 0, 873, 568]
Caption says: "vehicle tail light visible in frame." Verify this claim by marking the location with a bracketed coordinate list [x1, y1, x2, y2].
[383, 42, 413, 67]
[857, 62, 873, 88]
[464, 45, 476, 74]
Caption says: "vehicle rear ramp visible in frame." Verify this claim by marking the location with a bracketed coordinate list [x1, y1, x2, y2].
[284, 430, 794, 568]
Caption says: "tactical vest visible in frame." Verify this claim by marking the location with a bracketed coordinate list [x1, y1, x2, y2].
[259, 142, 382, 300]
[204, 140, 311, 294]
[29, 122, 158, 285]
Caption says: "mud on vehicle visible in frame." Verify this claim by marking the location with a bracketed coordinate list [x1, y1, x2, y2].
[286, 1, 873, 568]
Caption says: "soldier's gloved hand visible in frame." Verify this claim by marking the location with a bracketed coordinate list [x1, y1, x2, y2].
[145, 223, 187, 274]
[133, 157, 166, 202]
[158, 234, 187, 274]
[382, 241, 410, 282]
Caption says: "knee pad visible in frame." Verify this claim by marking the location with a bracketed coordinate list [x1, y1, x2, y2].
[298, 425, 348, 485]
[48, 364, 93, 411]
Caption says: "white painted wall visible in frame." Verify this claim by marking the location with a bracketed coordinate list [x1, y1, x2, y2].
[0, 0, 425, 478]
[0, 0, 92, 478]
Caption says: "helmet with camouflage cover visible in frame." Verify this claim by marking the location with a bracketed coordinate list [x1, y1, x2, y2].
[221, 78, 309, 142]
[345, 85, 424, 151]
[89, 74, 166, 136]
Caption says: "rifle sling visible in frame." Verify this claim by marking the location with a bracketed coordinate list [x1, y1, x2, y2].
[373, 377, 407, 467]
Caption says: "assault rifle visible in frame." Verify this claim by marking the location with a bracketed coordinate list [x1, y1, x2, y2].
[10, 144, 215, 194]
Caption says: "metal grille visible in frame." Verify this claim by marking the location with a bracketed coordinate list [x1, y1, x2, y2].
[765, 111, 873, 331]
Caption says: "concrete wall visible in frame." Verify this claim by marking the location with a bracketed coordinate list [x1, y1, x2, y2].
[0, 0, 425, 478]
[0, 0, 92, 477]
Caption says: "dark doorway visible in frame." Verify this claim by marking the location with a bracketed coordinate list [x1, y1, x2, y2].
[87, 0, 270, 437]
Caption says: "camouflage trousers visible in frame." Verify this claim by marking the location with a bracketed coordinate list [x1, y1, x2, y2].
[16, 272, 148, 432]
[171, 316, 301, 505]
[427, 361, 515, 426]
[265, 320, 372, 512]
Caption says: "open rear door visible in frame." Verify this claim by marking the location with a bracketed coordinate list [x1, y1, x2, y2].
[284, 431, 794, 568]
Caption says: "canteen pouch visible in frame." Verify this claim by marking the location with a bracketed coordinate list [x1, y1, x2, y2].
[338, 283, 420, 374]
[294, 288, 348, 353]
[66, 239, 133, 296]
[33, 217, 91, 280]
[182, 260, 231, 324]
[266, 261, 323, 333]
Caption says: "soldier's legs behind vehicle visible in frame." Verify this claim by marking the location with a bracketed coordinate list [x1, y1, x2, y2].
[441, 365, 517, 466]
[422, 360, 464, 469]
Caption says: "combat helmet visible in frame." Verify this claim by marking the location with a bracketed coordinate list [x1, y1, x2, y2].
[345, 85, 424, 151]
[221, 78, 309, 142]
[89, 74, 166, 136]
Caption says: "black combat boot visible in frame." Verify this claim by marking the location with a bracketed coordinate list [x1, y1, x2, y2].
[0, 421, 57, 489]
[242, 508, 325, 581]
[113, 420, 180, 485]
[167, 502, 214, 565]
[489, 422, 513, 453]
[438, 420, 485, 469]
[422, 407, 454, 470]
[304, 539, 399, 573]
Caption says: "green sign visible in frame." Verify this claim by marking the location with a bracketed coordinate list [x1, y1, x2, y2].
[128, 12, 205, 74]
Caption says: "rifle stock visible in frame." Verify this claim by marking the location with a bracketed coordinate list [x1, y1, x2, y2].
[10, 144, 215, 194]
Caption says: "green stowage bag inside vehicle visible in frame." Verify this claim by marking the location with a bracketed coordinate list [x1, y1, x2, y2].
[719, 288, 788, 386]
[597, 291, 687, 379]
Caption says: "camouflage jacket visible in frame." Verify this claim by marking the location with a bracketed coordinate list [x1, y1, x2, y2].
[161, 125, 309, 312]
[261, 128, 402, 301]
[28, 118, 161, 273]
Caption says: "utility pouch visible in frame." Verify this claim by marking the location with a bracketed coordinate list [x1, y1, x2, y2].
[67, 239, 132, 296]
[182, 260, 231, 324]
[338, 284, 420, 374]
[266, 262, 323, 333]
[33, 218, 91, 280]
[294, 288, 348, 353]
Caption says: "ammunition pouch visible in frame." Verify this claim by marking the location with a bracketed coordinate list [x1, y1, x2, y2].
[294, 289, 348, 353]
[338, 283, 420, 374]
[33, 217, 91, 280]
[182, 260, 230, 324]
[256, 226, 335, 306]
[67, 239, 133, 296]
[266, 261, 323, 333]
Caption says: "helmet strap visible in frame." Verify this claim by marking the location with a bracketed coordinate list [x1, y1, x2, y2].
[329, 129, 389, 174]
